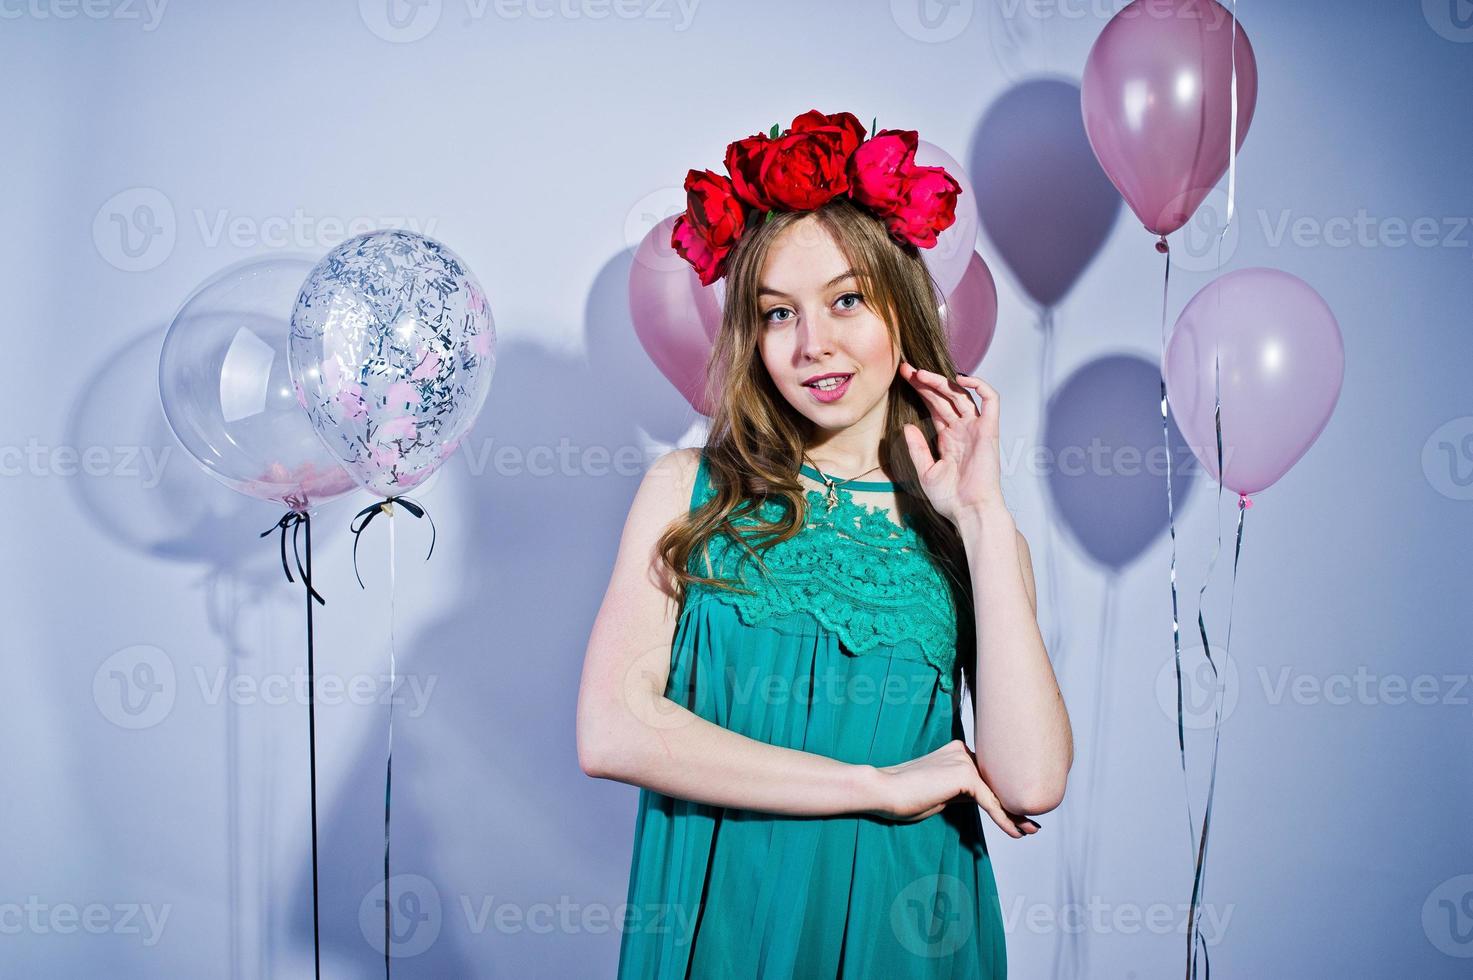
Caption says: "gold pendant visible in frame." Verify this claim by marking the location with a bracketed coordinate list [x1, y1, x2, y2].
[824, 482, 838, 512]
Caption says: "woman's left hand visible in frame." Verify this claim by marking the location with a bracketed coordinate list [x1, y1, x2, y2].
[898, 361, 1005, 525]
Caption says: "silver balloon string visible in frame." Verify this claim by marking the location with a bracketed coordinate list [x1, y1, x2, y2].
[1154, 235, 1201, 978]
[1185, 354, 1249, 980]
[1217, 0, 1240, 254]
[1187, 6, 1243, 973]
[383, 512, 397, 978]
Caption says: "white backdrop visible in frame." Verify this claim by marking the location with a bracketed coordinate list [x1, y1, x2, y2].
[3, 0, 1471, 976]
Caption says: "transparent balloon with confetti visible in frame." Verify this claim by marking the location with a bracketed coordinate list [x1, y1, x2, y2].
[288, 230, 496, 498]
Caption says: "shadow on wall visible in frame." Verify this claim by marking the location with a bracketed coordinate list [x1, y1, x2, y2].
[1044, 352, 1198, 571]
[969, 76, 1121, 315]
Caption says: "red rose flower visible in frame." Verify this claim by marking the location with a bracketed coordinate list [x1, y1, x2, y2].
[671, 168, 749, 286]
[847, 128, 921, 216]
[884, 165, 961, 248]
[724, 133, 775, 211]
[760, 126, 851, 211]
[848, 129, 962, 248]
[788, 109, 867, 157]
[666, 111, 965, 285]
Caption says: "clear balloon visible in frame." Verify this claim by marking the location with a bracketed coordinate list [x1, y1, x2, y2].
[1163, 267, 1344, 496]
[289, 230, 496, 497]
[1081, 0, 1258, 237]
[159, 256, 359, 514]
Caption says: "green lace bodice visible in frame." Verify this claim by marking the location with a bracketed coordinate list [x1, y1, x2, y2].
[685, 452, 963, 692]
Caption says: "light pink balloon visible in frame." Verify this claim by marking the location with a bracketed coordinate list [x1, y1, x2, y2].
[914, 140, 979, 300]
[1163, 267, 1343, 496]
[1081, 0, 1257, 237]
[629, 215, 722, 415]
[940, 252, 998, 374]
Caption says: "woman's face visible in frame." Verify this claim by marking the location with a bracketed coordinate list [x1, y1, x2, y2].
[755, 216, 899, 434]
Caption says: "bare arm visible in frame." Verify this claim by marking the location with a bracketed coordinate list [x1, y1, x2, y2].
[961, 506, 1073, 815]
[575, 447, 886, 818]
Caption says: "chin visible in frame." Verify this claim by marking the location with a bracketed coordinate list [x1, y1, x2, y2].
[790, 387, 876, 429]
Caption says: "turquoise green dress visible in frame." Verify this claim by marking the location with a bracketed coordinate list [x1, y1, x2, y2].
[617, 449, 1006, 978]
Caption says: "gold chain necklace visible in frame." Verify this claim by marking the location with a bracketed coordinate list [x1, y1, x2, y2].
[803, 454, 884, 513]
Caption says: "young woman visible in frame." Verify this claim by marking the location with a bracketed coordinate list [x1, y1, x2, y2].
[577, 111, 1072, 978]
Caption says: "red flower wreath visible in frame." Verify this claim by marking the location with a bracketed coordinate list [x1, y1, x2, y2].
[670, 109, 963, 286]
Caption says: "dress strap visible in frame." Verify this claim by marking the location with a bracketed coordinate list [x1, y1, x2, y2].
[689, 448, 711, 513]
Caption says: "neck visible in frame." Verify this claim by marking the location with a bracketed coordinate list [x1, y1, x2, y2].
[803, 392, 888, 478]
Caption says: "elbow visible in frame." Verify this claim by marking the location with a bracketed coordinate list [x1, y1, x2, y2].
[578, 740, 610, 779]
[576, 709, 621, 780]
[1001, 774, 1069, 816]
[577, 711, 640, 781]
[577, 725, 625, 780]
[577, 678, 663, 781]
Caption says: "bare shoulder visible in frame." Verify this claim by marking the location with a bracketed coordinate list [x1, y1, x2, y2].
[649, 445, 702, 486]
[615, 447, 702, 563]
[636, 446, 701, 518]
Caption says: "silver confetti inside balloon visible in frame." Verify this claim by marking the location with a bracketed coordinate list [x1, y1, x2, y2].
[289, 230, 496, 497]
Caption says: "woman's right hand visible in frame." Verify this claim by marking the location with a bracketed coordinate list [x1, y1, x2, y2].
[866, 739, 1041, 838]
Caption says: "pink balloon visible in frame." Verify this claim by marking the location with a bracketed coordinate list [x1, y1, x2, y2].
[1081, 0, 1257, 237]
[940, 252, 998, 374]
[1163, 267, 1343, 496]
[914, 140, 979, 300]
[629, 215, 722, 415]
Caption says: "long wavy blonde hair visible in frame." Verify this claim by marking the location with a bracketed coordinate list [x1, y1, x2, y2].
[656, 195, 979, 696]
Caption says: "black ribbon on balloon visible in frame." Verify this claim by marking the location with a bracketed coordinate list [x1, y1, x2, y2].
[349, 496, 437, 588]
[258, 510, 324, 980]
[347, 494, 436, 979]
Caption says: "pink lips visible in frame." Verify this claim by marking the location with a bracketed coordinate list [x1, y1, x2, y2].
[805, 374, 852, 403]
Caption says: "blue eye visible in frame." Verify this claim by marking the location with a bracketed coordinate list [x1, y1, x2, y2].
[764, 307, 793, 324]
[835, 292, 863, 311]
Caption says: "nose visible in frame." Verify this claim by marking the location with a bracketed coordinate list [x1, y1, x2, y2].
[797, 314, 836, 362]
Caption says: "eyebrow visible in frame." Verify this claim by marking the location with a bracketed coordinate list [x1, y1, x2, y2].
[757, 269, 857, 299]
